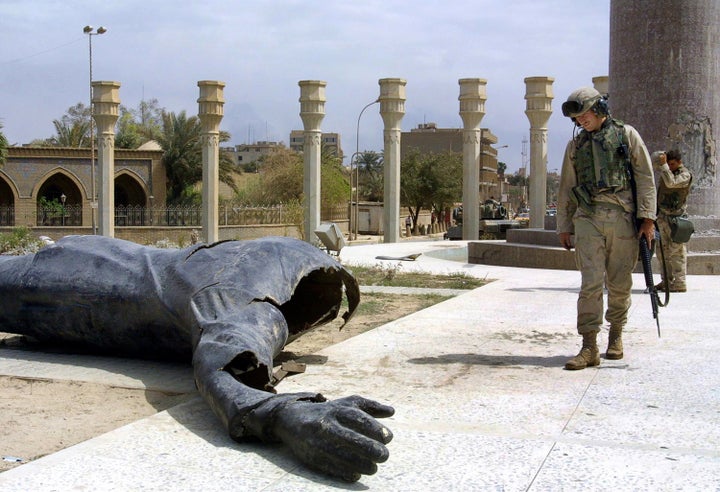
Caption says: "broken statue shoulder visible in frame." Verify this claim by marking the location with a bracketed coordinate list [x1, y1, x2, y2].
[0, 235, 394, 482]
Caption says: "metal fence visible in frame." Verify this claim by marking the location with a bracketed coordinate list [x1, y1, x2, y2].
[36, 204, 83, 227]
[0, 203, 347, 227]
[0, 205, 15, 226]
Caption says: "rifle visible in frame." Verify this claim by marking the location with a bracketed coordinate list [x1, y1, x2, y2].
[639, 234, 662, 337]
[621, 132, 669, 337]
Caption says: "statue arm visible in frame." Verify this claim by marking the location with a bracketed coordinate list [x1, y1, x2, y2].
[191, 301, 394, 482]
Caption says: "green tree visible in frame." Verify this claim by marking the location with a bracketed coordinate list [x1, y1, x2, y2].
[27, 103, 91, 147]
[50, 117, 90, 147]
[156, 110, 239, 204]
[237, 145, 350, 209]
[54, 103, 91, 147]
[115, 110, 143, 149]
[116, 98, 164, 149]
[507, 172, 528, 187]
[320, 143, 350, 209]
[400, 150, 462, 226]
[497, 161, 507, 176]
[546, 169, 560, 206]
[355, 151, 384, 201]
[253, 147, 304, 204]
[0, 122, 8, 167]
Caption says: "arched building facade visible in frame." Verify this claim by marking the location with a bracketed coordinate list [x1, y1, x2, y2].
[0, 146, 165, 227]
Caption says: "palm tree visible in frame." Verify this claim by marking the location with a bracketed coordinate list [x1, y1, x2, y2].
[356, 151, 384, 201]
[155, 110, 239, 204]
[50, 119, 90, 147]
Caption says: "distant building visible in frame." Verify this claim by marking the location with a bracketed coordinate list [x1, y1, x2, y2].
[222, 141, 284, 168]
[289, 131, 343, 159]
[401, 123, 502, 201]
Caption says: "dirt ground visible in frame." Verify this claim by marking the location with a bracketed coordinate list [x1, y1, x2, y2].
[0, 293, 438, 473]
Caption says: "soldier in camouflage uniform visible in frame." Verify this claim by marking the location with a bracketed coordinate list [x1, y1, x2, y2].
[557, 87, 656, 370]
[653, 149, 692, 292]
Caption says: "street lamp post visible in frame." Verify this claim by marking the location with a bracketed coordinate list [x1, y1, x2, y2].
[83, 25, 107, 235]
[351, 99, 379, 241]
[60, 193, 66, 226]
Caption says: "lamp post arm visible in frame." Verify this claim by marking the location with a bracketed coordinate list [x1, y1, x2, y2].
[351, 99, 379, 240]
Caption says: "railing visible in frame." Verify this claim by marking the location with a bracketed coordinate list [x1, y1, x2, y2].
[0, 205, 15, 226]
[17, 203, 348, 227]
[36, 204, 83, 226]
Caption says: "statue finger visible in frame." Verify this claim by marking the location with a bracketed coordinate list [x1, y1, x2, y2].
[336, 407, 394, 445]
[301, 428, 386, 480]
[336, 395, 395, 418]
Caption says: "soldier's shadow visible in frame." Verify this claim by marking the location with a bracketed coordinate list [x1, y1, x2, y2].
[407, 352, 570, 367]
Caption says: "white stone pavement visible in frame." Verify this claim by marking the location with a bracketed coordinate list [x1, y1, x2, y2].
[1, 240, 719, 491]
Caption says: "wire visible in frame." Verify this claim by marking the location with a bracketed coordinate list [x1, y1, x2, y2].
[0, 37, 83, 65]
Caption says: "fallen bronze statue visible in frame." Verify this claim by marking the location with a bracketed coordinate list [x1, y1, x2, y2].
[0, 235, 394, 482]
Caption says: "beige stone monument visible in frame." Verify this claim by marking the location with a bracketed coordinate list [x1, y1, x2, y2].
[197, 81, 225, 244]
[92, 81, 120, 238]
[458, 78, 487, 240]
[378, 78, 406, 243]
[298, 80, 326, 243]
[592, 75, 609, 96]
[524, 77, 554, 229]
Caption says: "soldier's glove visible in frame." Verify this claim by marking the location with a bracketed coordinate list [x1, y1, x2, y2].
[243, 393, 394, 482]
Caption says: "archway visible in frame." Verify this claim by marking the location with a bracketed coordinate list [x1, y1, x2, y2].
[0, 177, 15, 226]
[37, 173, 83, 226]
[115, 172, 148, 225]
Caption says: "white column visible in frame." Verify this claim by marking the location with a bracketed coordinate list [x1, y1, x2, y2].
[197, 80, 225, 244]
[379, 78, 406, 243]
[524, 77, 554, 229]
[592, 75, 609, 96]
[299, 80, 326, 243]
[458, 78, 487, 240]
[92, 81, 120, 238]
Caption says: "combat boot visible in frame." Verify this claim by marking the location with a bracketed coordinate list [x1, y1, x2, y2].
[606, 326, 623, 360]
[565, 332, 600, 370]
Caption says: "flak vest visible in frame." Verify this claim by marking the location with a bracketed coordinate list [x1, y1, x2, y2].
[573, 119, 630, 194]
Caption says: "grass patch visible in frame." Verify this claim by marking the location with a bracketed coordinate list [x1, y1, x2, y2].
[354, 292, 450, 317]
[347, 264, 489, 290]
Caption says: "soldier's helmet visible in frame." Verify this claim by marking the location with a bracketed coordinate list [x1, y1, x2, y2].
[561, 87, 602, 118]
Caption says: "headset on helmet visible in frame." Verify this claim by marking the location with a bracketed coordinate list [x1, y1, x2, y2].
[561, 86, 609, 119]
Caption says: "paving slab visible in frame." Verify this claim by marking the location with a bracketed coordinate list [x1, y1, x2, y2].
[1, 240, 719, 491]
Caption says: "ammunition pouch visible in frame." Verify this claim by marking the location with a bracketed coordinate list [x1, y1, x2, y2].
[669, 215, 694, 243]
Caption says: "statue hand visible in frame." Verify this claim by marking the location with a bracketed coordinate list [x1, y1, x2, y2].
[248, 393, 394, 481]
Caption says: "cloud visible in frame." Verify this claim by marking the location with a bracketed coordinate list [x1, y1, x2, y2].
[0, 0, 610, 170]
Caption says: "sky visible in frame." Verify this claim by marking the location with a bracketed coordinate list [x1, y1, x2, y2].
[0, 0, 610, 173]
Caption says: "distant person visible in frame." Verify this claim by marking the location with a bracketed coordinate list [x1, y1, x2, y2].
[653, 149, 692, 292]
[557, 87, 656, 370]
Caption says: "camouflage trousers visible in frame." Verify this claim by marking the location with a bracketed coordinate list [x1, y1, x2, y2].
[657, 214, 687, 289]
[573, 205, 639, 335]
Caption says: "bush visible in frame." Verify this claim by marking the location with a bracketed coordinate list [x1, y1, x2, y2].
[0, 227, 47, 255]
